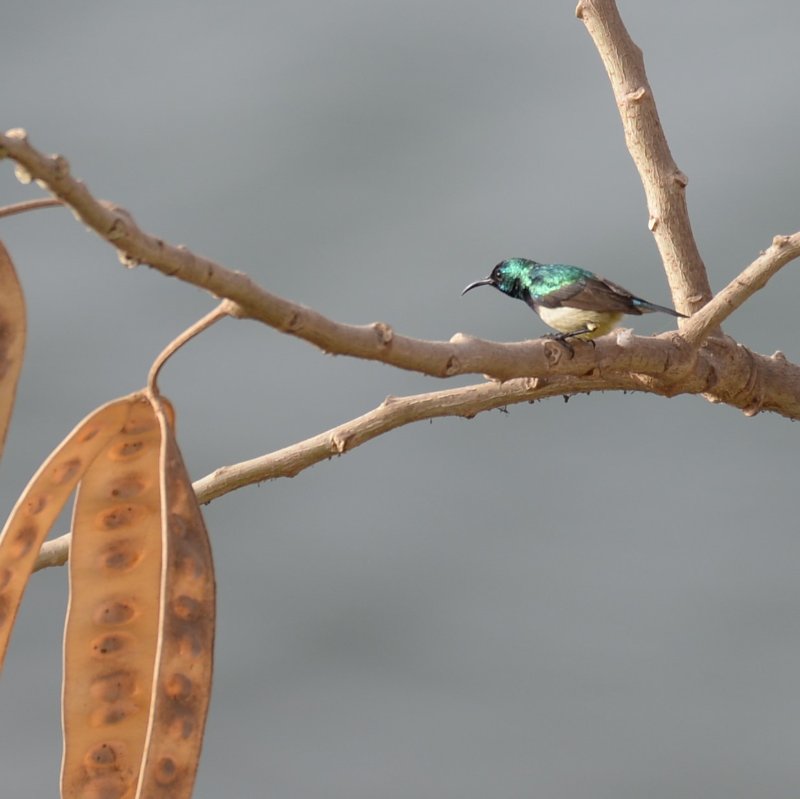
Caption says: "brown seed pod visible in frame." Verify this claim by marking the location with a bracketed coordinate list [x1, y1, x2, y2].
[134, 395, 215, 799]
[0, 241, 26, 465]
[0, 295, 222, 798]
[0, 396, 136, 672]
[61, 394, 165, 799]
[61, 392, 215, 799]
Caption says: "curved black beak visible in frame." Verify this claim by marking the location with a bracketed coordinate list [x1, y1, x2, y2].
[461, 277, 495, 296]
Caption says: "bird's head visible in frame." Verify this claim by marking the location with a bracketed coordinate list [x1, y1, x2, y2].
[462, 259, 533, 300]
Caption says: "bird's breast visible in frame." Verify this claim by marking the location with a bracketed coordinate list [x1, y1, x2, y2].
[535, 305, 623, 338]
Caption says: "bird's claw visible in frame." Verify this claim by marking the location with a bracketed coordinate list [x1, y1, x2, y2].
[541, 333, 575, 357]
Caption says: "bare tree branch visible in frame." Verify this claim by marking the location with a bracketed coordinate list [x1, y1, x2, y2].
[1, 128, 793, 386]
[31, 342, 800, 575]
[32, 375, 621, 572]
[0, 128, 694, 381]
[681, 234, 800, 347]
[575, 0, 713, 319]
[3, 122, 800, 423]
[3, 129, 800, 419]
[191, 374, 646, 503]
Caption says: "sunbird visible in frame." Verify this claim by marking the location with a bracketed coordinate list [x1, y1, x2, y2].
[462, 258, 686, 341]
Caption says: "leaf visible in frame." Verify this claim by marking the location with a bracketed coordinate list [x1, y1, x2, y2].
[0, 241, 26, 465]
[0, 396, 135, 673]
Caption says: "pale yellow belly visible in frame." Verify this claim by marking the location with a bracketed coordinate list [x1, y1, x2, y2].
[536, 306, 623, 339]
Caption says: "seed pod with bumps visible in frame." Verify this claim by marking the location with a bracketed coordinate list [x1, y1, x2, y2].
[0, 396, 136, 671]
[60, 392, 215, 799]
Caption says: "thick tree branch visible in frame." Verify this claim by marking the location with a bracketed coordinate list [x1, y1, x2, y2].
[1, 128, 696, 382]
[2, 129, 800, 418]
[576, 0, 713, 319]
[3, 126, 800, 422]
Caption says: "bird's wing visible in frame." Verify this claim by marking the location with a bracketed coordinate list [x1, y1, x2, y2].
[534, 275, 643, 315]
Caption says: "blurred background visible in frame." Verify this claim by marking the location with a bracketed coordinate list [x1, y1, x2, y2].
[2, 2, 800, 797]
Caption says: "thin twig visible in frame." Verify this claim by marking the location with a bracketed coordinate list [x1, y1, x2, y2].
[148, 301, 232, 395]
[0, 197, 62, 219]
[682, 233, 800, 348]
[30, 373, 647, 572]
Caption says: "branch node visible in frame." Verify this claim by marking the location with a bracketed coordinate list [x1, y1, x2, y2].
[107, 215, 129, 242]
[734, 345, 764, 417]
[381, 395, 400, 407]
[741, 402, 762, 418]
[771, 350, 787, 362]
[702, 360, 720, 392]
[543, 340, 570, 366]
[5, 127, 28, 142]
[672, 170, 689, 188]
[574, 1, 586, 20]
[283, 311, 303, 333]
[220, 298, 243, 318]
[614, 327, 635, 348]
[668, 332, 687, 350]
[331, 431, 352, 454]
[647, 215, 659, 232]
[50, 154, 71, 180]
[117, 249, 141, 269]
[772, 234, 791, 249]
[371, 321, 394, 347]
[623, 87, 648, 103]
[14, 164, 32, 185]
[443, 355, 461, 376]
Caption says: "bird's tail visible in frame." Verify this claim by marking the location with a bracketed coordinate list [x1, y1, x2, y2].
[632, 298, 687, 318]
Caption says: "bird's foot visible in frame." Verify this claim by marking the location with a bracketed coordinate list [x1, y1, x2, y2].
[541, 332, 576, 357]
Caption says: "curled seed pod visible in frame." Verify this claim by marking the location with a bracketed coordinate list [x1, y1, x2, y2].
[61, 395, 165, 799]
[0, 396, 136, 672]
[0, 241, 26, 464]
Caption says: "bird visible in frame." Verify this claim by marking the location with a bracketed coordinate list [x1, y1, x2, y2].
[462, 258, 687, 341]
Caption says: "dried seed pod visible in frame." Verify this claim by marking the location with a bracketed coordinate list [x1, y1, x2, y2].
[61, 393, 214, 799]
[0, 241, 26, 463]
[134, 396, 215, 799]
[62, 395, 165, 799]
[0, 396, 136, 672]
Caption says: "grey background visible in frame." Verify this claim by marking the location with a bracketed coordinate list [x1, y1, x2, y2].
[1, 2, 799, 797]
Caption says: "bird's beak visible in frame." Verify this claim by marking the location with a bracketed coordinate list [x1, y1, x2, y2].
[461, 277, 495, 295]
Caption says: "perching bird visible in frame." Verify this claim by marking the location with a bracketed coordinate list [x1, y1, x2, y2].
[462, 258, 687, 341]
